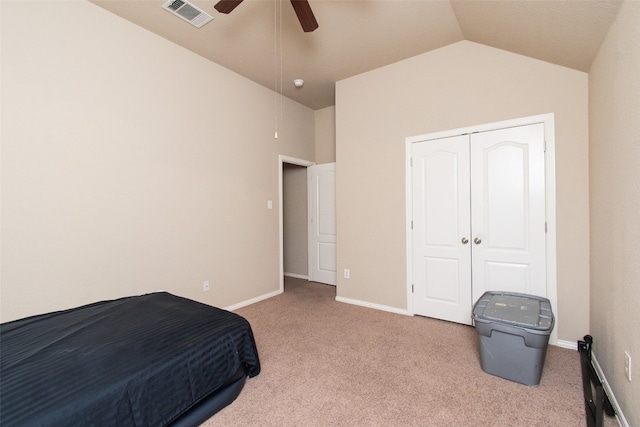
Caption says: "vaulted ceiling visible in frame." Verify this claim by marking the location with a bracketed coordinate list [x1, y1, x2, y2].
[91, 0, 623, 110]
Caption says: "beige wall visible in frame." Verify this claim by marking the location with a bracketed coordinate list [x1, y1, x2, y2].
[315, 106, 336, 164]
[589, 1, 640, 425]
[283, 164, 308, 277]
[336, 40, 589, 343]
[0, 0, 315, 322]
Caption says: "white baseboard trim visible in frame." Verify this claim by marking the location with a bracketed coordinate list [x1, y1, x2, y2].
[224, 289, 282, 312]
[591, 353, 629, 427]
[284, 273, 309, 280]
[335, 296, 411, 316]
[556, 339, 578, 350]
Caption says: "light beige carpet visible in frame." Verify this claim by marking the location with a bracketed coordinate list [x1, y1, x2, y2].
[202, 277, 617, 426]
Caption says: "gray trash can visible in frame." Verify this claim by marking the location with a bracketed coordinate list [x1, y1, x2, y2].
[472, 291, 554, 386]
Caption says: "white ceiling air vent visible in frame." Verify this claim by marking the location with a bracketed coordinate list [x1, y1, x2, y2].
[162, 0, 213, 28]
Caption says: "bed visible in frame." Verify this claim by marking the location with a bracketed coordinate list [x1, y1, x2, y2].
[0, 292, 261, 427]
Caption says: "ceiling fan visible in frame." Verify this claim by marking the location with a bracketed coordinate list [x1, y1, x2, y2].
[214, 0, 319, 32]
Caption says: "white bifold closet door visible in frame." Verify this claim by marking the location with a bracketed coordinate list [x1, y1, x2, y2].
[411, 124, 546, 325]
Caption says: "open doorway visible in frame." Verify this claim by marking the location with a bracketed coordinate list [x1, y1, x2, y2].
[278, 155, 337, 293]
[283, 163, 309, 279]
[278, 155, 314, 293]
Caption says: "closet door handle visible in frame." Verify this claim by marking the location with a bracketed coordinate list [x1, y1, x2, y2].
[474, 238, 482, 245]
[461, 237, 469, 244]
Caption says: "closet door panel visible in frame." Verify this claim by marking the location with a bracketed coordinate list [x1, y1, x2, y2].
[412, 135, 472, 325]
[470, 123, 546, 302]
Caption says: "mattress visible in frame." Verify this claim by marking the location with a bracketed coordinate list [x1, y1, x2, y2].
[0, 292, 260, 426]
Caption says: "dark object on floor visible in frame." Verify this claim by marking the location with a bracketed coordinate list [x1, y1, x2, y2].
[578, 335, 615, 427]
[0, 292, 261, 427]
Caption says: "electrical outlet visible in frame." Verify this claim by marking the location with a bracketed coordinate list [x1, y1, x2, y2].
[202, 281, 210, 291]
[344, 269, 350, 279]
[624, 351, 632, 382]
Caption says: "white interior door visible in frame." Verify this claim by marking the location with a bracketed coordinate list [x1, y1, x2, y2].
[411, 123, 547, 325]
[470, 124, 546, 302]
[308, 163, 336, 285]
[412, 135, 472, 324]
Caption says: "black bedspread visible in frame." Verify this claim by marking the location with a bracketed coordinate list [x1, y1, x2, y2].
[0, 292, 260, 427]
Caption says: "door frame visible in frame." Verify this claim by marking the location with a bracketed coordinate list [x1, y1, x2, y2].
[405, 113, 558, 344]
[278, 155, 315, 293]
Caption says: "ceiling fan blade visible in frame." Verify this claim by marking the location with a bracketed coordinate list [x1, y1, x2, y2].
[214, 0, 244, 14]
[290, 0, 318, 32]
